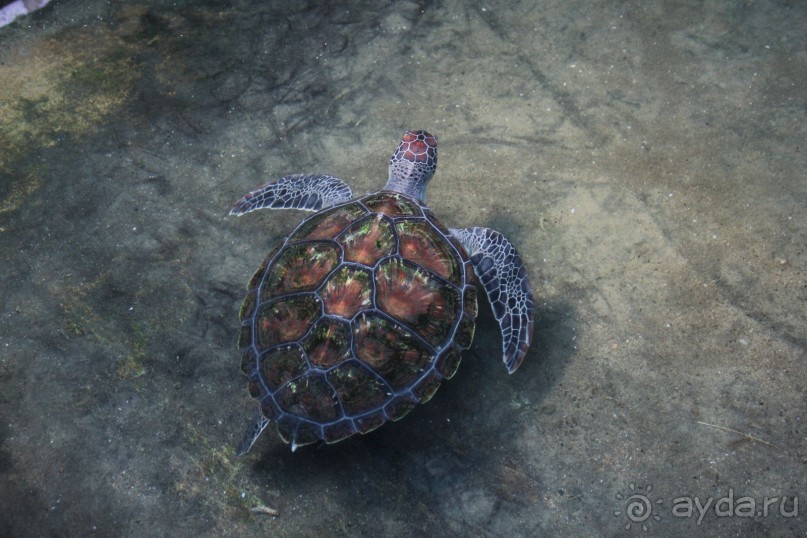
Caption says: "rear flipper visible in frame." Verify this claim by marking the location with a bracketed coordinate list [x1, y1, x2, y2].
[236, 413, 270, 456]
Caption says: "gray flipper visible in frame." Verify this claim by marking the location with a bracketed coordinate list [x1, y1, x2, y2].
[236, 413, 270, 457]
[449, 227, 535, 373]
[229, 174, 353, 216]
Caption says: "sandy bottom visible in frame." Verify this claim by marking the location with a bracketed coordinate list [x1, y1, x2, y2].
[1, 1, 804, 535]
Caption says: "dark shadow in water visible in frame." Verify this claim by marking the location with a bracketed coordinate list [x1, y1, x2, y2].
[241, 292, 576, 532]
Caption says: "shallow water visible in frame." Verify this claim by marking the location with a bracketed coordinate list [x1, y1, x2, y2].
[1, 1, 805, 536]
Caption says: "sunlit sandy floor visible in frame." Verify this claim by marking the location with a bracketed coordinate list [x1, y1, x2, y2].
[1, 1, 805, 535]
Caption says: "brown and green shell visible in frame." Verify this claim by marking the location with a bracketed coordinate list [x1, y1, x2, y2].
[238, 191, 477, 447]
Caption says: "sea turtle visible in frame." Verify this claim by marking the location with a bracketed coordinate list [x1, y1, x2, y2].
[230, 130, 534, 454]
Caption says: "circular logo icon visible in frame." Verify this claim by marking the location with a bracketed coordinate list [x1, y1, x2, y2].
[615, 484, 662, 531]
[624, 494, 652, 523]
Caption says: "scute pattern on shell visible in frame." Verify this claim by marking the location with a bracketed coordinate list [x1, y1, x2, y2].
[238, 192, 477, 448]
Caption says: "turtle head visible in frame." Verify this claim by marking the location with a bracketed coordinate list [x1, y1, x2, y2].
[384, 130, 438, 202]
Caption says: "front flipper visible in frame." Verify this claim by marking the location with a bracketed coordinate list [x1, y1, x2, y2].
[229, 174, 353, 216]
[450, 227, 535, 373]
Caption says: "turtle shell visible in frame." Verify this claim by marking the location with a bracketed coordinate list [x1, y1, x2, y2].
[238, 191, 478, 447]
